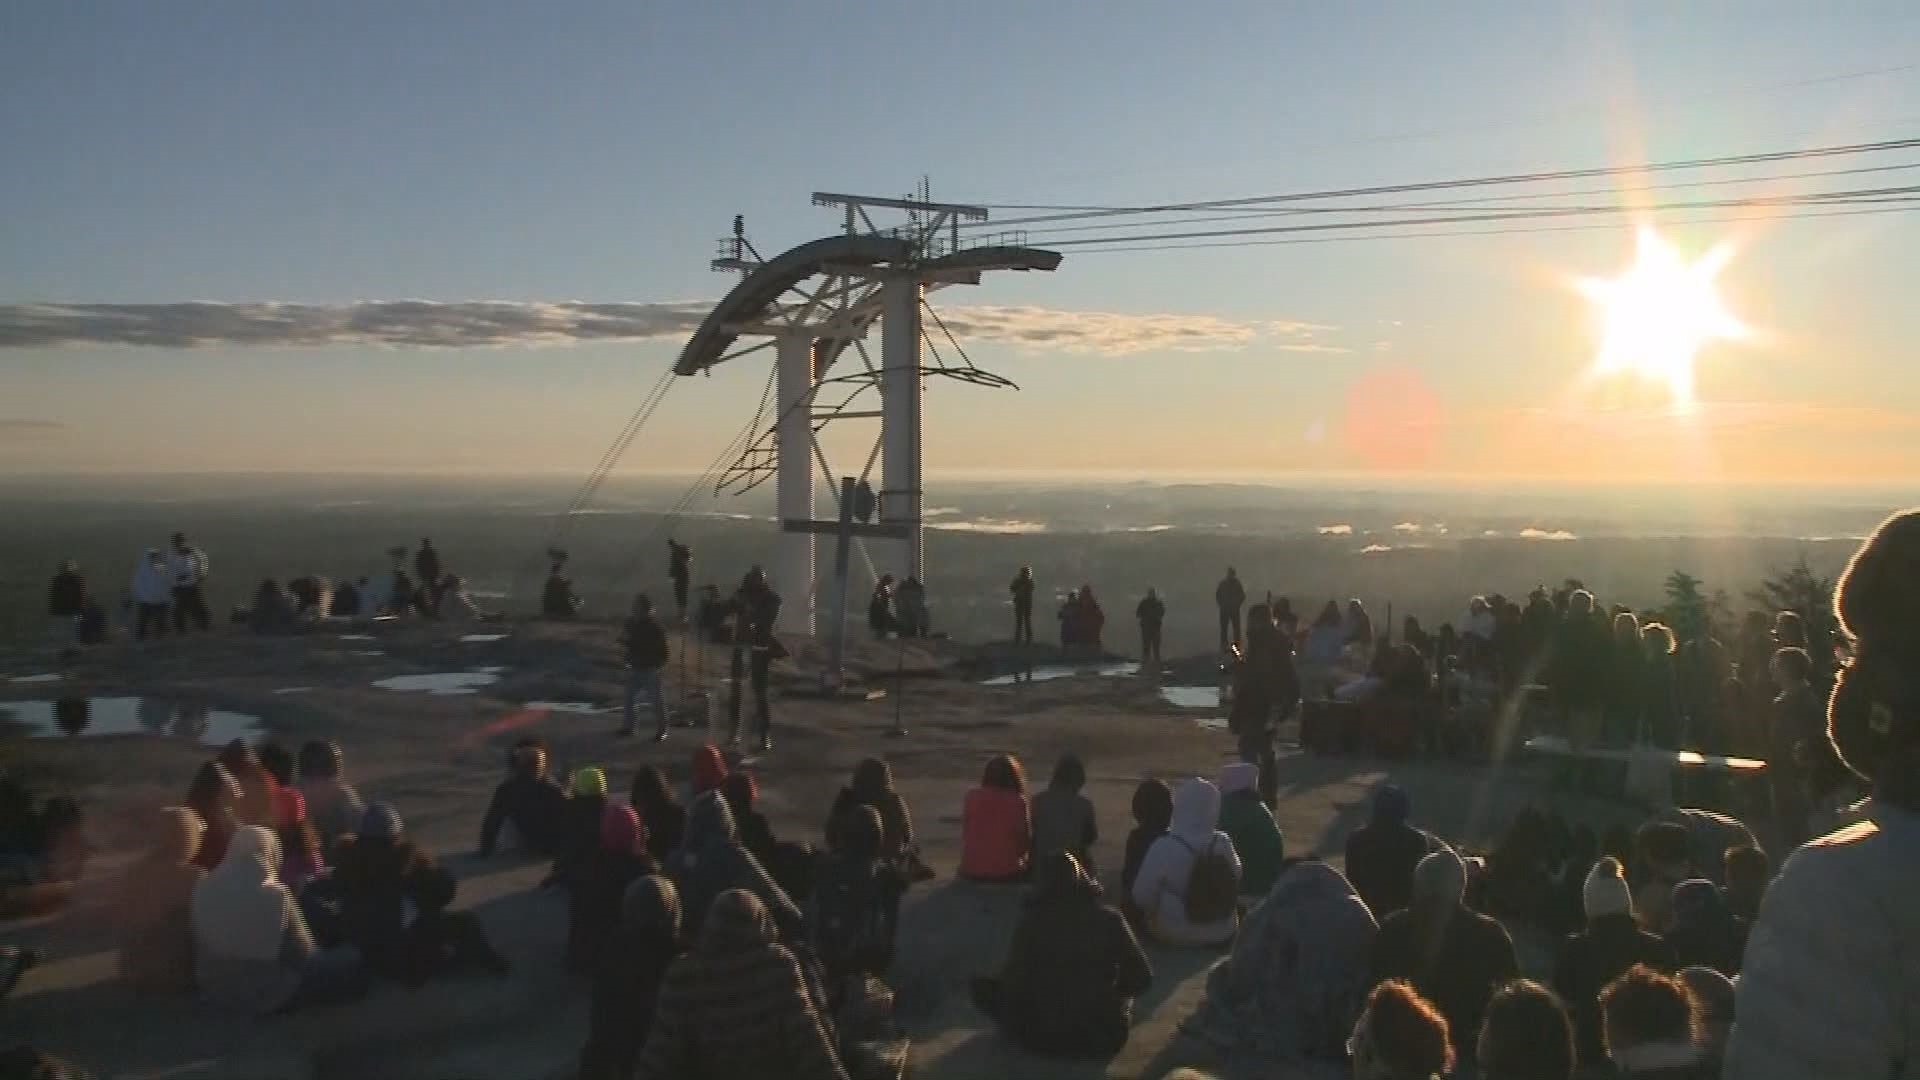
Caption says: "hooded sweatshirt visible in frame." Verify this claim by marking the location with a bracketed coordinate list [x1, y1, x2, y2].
[581, 875, 683, 1080]
[1130, 778, 1242, 946]
[191, 825, 313, 1013]
[1343, 785, 1432, 919]
[636, 889, 849, 1080]
[1664, 878, 1744, 976]
[1216, 762, 1285, 896]
[827, 758, 915, 866]
[116, 806, 206, 994]
[666, 791, 802, 942]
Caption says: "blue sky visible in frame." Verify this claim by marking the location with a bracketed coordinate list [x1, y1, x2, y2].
[4, 2, 1918, 480]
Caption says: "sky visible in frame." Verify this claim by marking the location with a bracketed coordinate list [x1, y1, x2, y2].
[3, 2, 1918, 485]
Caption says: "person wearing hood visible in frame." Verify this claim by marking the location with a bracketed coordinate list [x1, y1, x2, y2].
[973, 851, 1153, 1058]
[666, 790, 803, 943]
[1369, 847, 1519, 1065]
[1552, 856, 1673, 1066]
[131, 550, 172, 641]
[478, 738, 568, 857]
[1030, 753, 1097, 867]
[1599, 964, 1711, 1078]
[580, 875, 683, 1080]
[809, 803, 905, 989]
[569, 803, 658, 972]
[630, 765, 686, 863]
[114, 807, 206, 994]
[333, 803, 508, 985]
[1215, 762, 1284, 897]
[1181, 859, 1378, 1064]
[826, 757, 927, 881]
[1662, 879, 1743, 976]
[297, 740, 365, 854]
[1726, 508, 1920, 1080]
[183, 762, 241, 871]
[1344, 785, 1433, 919]
[637, 889, 848, 1080]
[690, 743, 728, 800]
[191, 825, 366, 1014]
[1129, 777, 1242, 946]
[720, 771, 776, 866]
[1120, 779, 1173, 905]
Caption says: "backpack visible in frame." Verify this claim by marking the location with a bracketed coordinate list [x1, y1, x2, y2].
[1174, 834, 1238, 924]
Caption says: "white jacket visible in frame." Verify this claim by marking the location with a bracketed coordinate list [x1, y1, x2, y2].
[1724, 801, 1919, 1080]
[1132, 777, 1242, 947]
[169, 547, 207, 587]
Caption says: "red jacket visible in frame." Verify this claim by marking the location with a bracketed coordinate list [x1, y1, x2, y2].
[960, 787, 1031, 881]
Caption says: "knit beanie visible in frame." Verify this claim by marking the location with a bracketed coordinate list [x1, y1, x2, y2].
[1583, 856, 1633, 920]
[1412, 846, 1467, 907]
[572, 766, 608, 800]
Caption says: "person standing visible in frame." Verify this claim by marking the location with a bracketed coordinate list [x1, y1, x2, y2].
[1010, 567, 1035, 645]
[735, 568, 782, 753]
[622, 594, 672, 741]
[412, 537, 442, 613]
[1136, 588, 1166, 669]
[46, 562, 85, 654]
[168, 533, 210, 634]
[1765, 646, 1829, 847]
[1214, 568, 1245, 654]
[131, 550, 173, 642]
[667, 539, 692, 624]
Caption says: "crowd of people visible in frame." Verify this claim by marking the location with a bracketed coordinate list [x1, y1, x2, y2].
[9, 510, 1918, 1080]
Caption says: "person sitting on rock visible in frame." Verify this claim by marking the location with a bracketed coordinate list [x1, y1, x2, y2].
[959, 754, 1033, 883]
[665, 791, 803, 943]
[1598, 964, 1710, 1078]
[332, 804, 508, 985]
[827, 757, 927, 881]
[1476, 979, 1576, 1080]
[1663, 878, 1743, 977]
[1344, 785, 1433, 920]
[1348, 980, 1455, 1080]
[568, 804, 657, 973]
[1180, 859, 1377, 1064]
[478, 738, 568, 858]
[579, 875, 683, 1080]
[1369, 847, 1519, 1066]
[1553, 857, 1673, 1066]
[296, 740, 366, 854]
[636, 889, 849, 1080]
[248, 578, 297, 634]
[972, 851, 1153, 1058]
[191, 825, 367, 1014]
[1120, 779, 1173, 919]
[1216, 762, 1284, 898]
[630, 765, 686, 863]
[182, 762, 241, 870]
[1130, 777, 1241, 947]
[809, 804, 905, 991]
[113, 806, 205, 995]
[554, 767, 611, 886]
[1030, 753, 1097, 867]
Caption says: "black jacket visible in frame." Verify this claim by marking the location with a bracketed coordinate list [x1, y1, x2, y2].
[625, 615, 669, 671]
[1343, 820, 1432, 919]
[986, 890, 1152, 1057]
[48, 571, 84, 618]
[1371, 903, 1519, 1062]
[1554, 913, 1674, 1064]
[478, 772, 568, 856]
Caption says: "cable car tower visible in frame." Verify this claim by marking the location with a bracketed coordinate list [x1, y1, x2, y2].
[675, 184, 1061, 636]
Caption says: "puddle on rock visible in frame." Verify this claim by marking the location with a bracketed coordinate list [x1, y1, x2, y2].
[981, 661, 1139, 686]
[1192, 717, 1230, 732]
[337, 634, 375, 642]
[459, 634, 507, 644]
[0, 697, 262, 745]
[522, 701, 607, 715]
[273, 687, 316, 695]
[373, 669, 504, 695]
[1161, 685, 1223, 710]
[9, 673, 64, 685]
[353, 650, 386, 657]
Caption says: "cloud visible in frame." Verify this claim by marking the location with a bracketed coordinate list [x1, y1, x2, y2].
[0, 300, 1334, 356]
[1317, 524, 1354, 535]
[1518, 528, 1578, 541]
[0, 418, 66, 440]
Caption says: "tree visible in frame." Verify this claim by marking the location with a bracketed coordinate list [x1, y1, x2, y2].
[1662, 570, 1710, 643]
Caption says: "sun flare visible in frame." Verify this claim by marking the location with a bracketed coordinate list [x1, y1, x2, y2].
[1578, 226, 1748, 406]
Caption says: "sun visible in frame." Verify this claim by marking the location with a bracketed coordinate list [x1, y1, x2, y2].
[1578, 226, 1748, 406]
